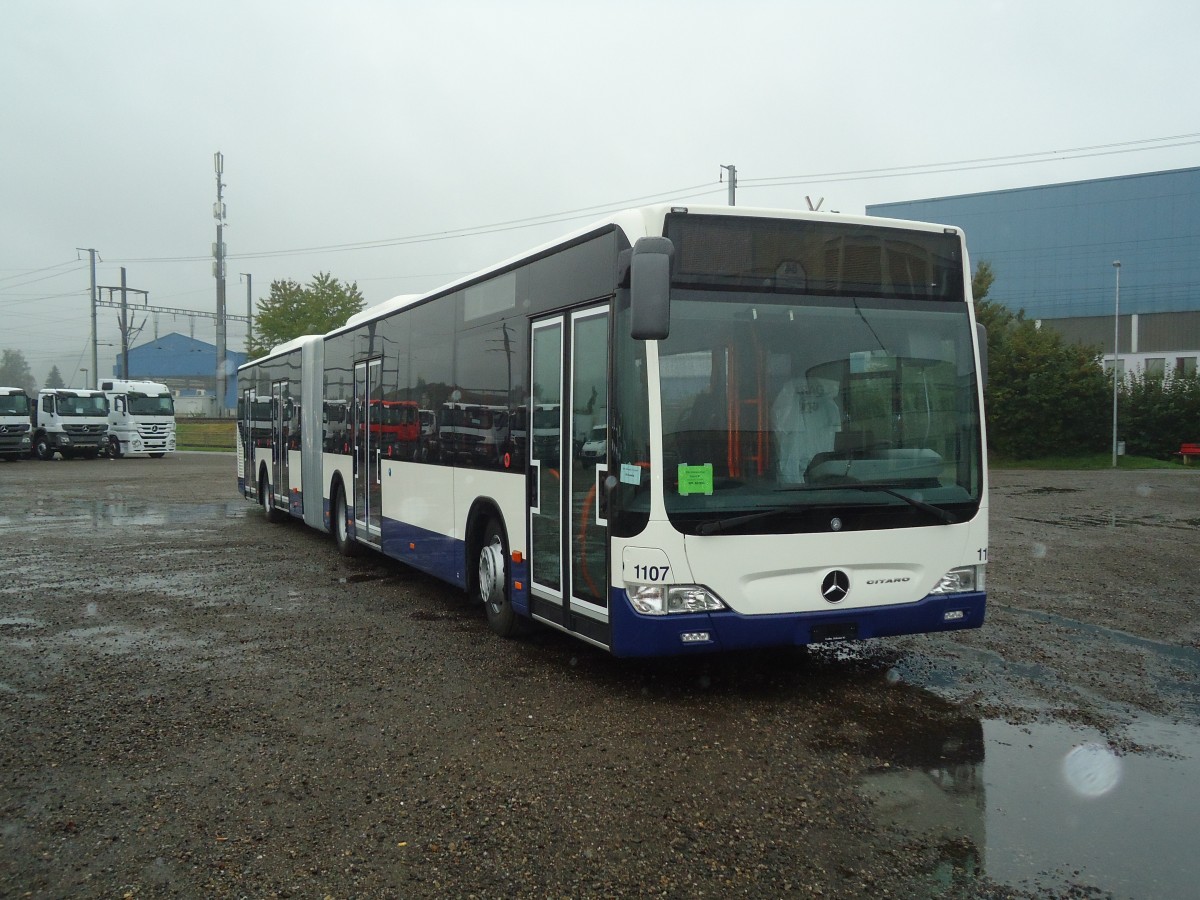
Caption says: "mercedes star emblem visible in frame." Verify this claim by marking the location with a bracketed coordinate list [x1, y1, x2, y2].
[821, 570, 850, 604]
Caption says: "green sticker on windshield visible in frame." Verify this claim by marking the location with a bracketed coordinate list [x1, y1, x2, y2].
[677, 463, 713, 496]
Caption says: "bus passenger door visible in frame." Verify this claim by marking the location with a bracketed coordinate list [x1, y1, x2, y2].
[272, 380, 288, 508]
[240, 388, 253, 495]
[529, 305, 611, 646]
[353, 358, 383, 545]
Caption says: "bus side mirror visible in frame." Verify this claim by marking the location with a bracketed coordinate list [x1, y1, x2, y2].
[629, 236, 674, 341]
[976, 323, 988, 389]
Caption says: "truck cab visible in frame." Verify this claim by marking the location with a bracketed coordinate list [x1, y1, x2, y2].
[0, 387, 32, 460]
[100, 379, 177, 458]
[32, 389, 110, 460]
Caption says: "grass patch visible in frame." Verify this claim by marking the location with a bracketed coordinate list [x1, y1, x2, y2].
[990, 452, 1191, 470]
[177, 420, 235, 452]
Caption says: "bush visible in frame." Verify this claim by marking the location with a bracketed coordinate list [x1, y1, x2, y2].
[1120, 371, 1200, 458]
[977, 299, 1109, 458]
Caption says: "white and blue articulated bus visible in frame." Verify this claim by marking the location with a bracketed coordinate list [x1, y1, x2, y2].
[238, 205, 988, 657]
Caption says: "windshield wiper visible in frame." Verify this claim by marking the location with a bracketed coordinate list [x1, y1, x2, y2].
[843, 484, 956, 524]
[776, 482, 956, 524]
[695, 485, 955, 535]
[695, 507, 793, 536]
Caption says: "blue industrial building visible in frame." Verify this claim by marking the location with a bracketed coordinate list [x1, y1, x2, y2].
[113, 332, 245, 413]
[869, 167, 1200, 379]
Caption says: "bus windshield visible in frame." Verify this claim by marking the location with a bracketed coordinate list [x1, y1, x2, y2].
[632, 290, 983, 535]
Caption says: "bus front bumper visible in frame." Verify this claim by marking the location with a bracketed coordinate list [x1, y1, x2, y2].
[608, 589, 986, 658]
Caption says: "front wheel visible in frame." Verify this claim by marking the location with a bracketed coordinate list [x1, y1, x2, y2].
[34, 436, 55, 460]
[476, 516, 518, 637]
[108, 435, 123, 459]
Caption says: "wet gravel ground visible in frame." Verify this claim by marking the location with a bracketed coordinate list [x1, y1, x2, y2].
[1, 455, 1198, 898]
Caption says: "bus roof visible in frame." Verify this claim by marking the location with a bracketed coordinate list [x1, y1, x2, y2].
[240, 334, 324, 371]
[325, 203, 967, 338]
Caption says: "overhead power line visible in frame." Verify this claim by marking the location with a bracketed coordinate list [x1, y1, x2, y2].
[0, 261, 86, 290]
[103, 132, 1200, 266]
[107, 179, 723, 265]
[739, 133, 1200, 190]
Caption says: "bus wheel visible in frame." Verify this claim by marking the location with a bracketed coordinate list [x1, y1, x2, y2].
[260, 471, 280, 523]
[477, 517, 517, 637]
[333, 483, 359, 557]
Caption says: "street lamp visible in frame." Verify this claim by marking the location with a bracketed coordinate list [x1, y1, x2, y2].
[1111, 261, 1121, 468]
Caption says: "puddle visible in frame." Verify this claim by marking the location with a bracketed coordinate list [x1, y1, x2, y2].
[1013, 512, 1192, 530]
[0, 500, 248, 530]
[1012, 487, 1083, 495]
[861, 714, 1200, 897]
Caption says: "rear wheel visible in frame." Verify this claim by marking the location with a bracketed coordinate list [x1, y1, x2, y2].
[332, 482, 358, 556]
[476, 516, 518, 637]
[260, 470, 280, 523]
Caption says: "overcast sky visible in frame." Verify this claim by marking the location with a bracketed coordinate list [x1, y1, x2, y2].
[3, 0, 1198, 388]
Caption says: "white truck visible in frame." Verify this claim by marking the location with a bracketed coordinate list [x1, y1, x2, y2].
[99, 379, 176, 458]
[0, 387, 33, 460]
[32, 388, 110, 460]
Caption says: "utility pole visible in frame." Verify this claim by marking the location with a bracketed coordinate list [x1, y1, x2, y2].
[213, 152, 228, 417]
[1111, 260, 1122, 468]
[120, 267, 129, 379]
[720, 164, 737, 206]
[240, 273, 253, 353]
[97, 273, 149, 380]
[77, 248, 99, 391]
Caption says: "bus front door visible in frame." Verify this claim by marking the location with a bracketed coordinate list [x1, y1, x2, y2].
[529, 306, 610, 647]
[353, 358, 383, 545]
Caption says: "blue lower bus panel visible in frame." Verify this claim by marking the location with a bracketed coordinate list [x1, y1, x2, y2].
[608, 589, 986, 658]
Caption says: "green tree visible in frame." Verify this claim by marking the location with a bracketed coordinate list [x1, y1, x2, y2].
[972, 259, 995, 303]
[248, 273, 366, 358]
[0, 349, 36, 395]
[45, 365, 65, 389]
[972, 262, 1109, 458]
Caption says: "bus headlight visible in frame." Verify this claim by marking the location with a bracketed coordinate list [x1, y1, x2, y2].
[628, 584, 727, 616]
[929, 566, 984, 595]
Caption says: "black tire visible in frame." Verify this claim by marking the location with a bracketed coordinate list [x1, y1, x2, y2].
[476, 516, 518, 637]
[34, 435, 55, 460]
[332, 482, 359, 557]
[108, 435, 123, 459]
[260, 470, 281, 523]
